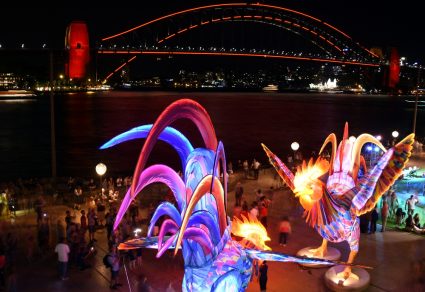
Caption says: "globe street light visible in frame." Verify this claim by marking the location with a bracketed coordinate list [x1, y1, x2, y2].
[392, 131, 399, 138]
[96, 163, 107, 190]
[291, 142, 300, 151]
[291, 142, 300, 166]
[391, 131, 399, 146]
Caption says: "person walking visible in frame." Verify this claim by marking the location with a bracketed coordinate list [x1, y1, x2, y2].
[234, 181, 244, 207]
[369, 206, 379, 234]
[252, 159, 261, 180]
[259, 260, 268, 292]
[381, 200, 389, 232]
[389, 190, 399, 219]
[54, 237, 70, 280]
[278, 216, 292, 246]
[405, 195, 418, 216]
[243, 160, 249, 179]
[107, 246, 123, 290]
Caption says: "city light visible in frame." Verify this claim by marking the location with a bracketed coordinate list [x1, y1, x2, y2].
[291, 142, 300, 151]
[95, 163, 107, 176]
[392, 131, 399, 138]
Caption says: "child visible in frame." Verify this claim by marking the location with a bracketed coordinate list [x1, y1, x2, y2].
[279, 216, 291, 246]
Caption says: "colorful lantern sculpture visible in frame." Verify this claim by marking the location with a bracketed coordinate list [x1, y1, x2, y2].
[262, 123, 414, 281]
[101, 100, 369, 291]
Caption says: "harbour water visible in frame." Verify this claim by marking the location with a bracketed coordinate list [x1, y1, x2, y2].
[0, 91, 423, 179]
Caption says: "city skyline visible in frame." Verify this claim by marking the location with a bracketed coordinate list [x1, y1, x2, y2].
[0, 0, 423, 63]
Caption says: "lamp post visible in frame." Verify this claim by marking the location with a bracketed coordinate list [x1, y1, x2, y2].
[95, 163, 107, 190]
[391, 131, 399, 146]
[291, 142, 300, 166]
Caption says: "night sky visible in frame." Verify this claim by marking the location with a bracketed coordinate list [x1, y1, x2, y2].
[0, 0, 423, 63]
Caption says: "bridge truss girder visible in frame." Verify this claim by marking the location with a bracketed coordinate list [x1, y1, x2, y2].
[99, 3, 381, 65]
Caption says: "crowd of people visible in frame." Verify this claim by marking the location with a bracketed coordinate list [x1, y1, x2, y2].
[0, 174, 163, 291]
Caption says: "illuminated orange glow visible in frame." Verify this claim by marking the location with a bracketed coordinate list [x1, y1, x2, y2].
[212, 18, 221, 22]
[97, 50, 380, 67]
[265, 16, 273, 20]
[233, 15, 242, 19]
[103, 56, 137, 82]
[254, 15, 262, 19]
[201, 21, 210, 25]
[222, 16, 231, 21]
[293, 23, 301, 28]
[293, 158, 329, 210]
[177, 28, 188, 34]
[232, 214, 271, 250]
[164, 33, 176, 40]
[189, 24, 198, 29]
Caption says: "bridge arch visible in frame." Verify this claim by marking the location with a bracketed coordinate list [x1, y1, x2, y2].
[100, 2, 379, 64]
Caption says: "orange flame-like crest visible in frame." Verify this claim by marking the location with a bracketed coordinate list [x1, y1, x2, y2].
[293, 158, 330, 210]
[231, 214, 271, 251]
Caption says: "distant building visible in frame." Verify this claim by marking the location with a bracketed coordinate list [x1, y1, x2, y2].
[0, 73, 31, 90]
[309, 78, 338, 91]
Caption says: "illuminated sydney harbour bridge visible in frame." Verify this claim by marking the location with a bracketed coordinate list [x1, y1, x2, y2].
[92, 2, 386, 81]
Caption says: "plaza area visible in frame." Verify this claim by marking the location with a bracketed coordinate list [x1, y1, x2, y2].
[1, 154, 425, 292]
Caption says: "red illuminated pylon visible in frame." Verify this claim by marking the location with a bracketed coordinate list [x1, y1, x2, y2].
[65, 21, 90, 79]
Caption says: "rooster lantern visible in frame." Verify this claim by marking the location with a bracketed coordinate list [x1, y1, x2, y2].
[100, 100, 366, 291]
[262, 123, 413, 280]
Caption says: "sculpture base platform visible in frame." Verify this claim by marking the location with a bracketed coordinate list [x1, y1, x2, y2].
[324, 265, 370, 292]
[296, 246, 341, 268]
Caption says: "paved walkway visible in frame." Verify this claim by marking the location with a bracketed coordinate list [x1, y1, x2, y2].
[1, 164, 425, 291]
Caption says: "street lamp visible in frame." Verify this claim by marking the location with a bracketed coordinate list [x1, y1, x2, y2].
[95, 163, 107, 190]
[391, 131, 399, 146]
[291, 142, 300, 166]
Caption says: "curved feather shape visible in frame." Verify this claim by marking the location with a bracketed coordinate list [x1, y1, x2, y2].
[261, 143, 295, 190]
[157, 219, 179, 250]
[353, 134, 414, 215]
[114, 164, 185, 230]
[131, 99, 218, 197]
[211, 141, 228, 220]
[157, 234, 178, 258]
[188, 210, 221, 245]
[148, 202, 182, 237]
[183, 226, 215, 255]
[350, 133, 386, 180]
[319, 133, 337, 174]
[114, 188, 133, 231]
[175, 175, 226, 256]
[99, 124, 194, 169]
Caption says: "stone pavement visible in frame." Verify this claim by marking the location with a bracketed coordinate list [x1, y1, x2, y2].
[1, 164, 425, 292]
